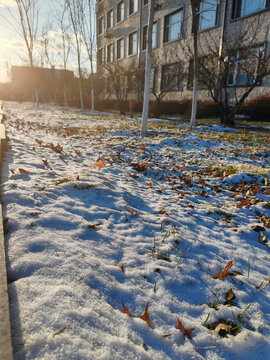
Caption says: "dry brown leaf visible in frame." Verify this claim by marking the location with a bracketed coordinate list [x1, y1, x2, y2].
[122, 301, 132, 316]
[176, 317, 194, 339]
[92, 159, 105, 171]
[252, 225, 266, 232]
[215, 260, 233, 279]
[30, 212, 40, 216]
[19, 168, 29, 175]
[88, 223, 102, 230]
[52, 325, 69, 338]
[118, 263, 125, 273]
[224, 288, 235, 305]
[139, 302, 151, 328]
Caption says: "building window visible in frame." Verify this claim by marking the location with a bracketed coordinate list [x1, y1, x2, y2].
[142, 21, 158, 50]
[232, 0, 270, 19]
[199, 0, 220, 31]
[188, 55, 217, 88]
[228, 46, 264, 86]
[117, 38, 124, 59]
[164, 9, 183, 43]
[107, 43, 114, 63]
[98, 48, 105, 65]
[128, 31, 137, 55]
[129, 0, 138, 14]
[107, 9, 114, 29]
[117, 0, 125, 22]
[161, 62, 182, 91]
[98, 16, 105, 35]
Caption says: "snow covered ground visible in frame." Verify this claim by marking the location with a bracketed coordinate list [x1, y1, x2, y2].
[2, 102, 270, 360]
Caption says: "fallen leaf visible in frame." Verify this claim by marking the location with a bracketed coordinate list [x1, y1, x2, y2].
[259, 231, 267, 244]
[259, 215, 270, 228]
[129, 172, 141, 179]
[215, 260, 233, 279]
[139, 302, 151, 328]
[19, 168, 29, 175]
[118, 263, 125, 273]
[162, 333, 172, 338]
[251, 225, 266, 232]
[30, 212, 40, 216]
[52, 325, 69, 338]
[128, 208, 139, 216]
[236, 199, 250, 208]
[92, 159, 105, 171]
[88, 223, 102, 230]
[176, 317, 194, 339]
[42, 159, 48, 166]
[224, 288, 235, 305]
[122, 302, 132, 316]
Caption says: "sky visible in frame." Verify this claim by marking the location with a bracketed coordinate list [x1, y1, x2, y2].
[0, 0, 92, 83]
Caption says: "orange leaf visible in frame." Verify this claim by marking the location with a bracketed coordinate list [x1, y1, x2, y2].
[206, 147, 212, 152]
[197, 178, 205, 184]
[122, 302, 132, 317]
[253, 186, 259, 195]
[128, 208, 139, 216]
[19, 168, 29, 175]
[176, 317, 194, 339]
[129, 173, 140, 179]
[92, 159, 105, 171]
[215, 260, 233, 279]
[236, 199, 250, 208]
[30, 212, 40, 216]
[139, 302, 151, 328]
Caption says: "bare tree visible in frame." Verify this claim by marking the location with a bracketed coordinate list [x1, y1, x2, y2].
[10, 0, 40, 106]
[195, 14, 270, 125]
[65, 0, 84, 111]
[56, 2, 72, 106]
[40, 22, 61, 103]
[151, 45, 183, 117]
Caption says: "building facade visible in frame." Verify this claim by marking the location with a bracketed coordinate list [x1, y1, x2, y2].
[10, 66, 74, 104]
[96, 0, 270, 103]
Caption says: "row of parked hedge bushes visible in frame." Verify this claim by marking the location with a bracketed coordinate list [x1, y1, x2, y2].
[95, 94, 270, 121]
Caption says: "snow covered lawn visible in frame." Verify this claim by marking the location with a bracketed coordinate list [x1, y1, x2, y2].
[2, 102, 270, 360]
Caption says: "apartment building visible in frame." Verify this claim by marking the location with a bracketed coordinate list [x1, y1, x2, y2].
[96, 0, 270, 102]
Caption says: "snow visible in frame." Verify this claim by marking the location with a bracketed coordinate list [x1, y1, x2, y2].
[2, 102, 270, 360]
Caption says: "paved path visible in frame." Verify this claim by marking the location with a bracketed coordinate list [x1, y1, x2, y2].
[0, 102, 13, 360]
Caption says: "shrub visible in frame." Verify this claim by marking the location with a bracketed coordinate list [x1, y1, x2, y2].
[238, 94, 270, 121]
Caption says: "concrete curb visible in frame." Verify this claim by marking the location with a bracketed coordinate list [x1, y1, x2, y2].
[0, 102, 13, 360]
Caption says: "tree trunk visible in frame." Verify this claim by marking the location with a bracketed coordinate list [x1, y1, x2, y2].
[141, 0, 155, 137]
[190, 0, 199, 128]
[219, 106, 235, 126]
